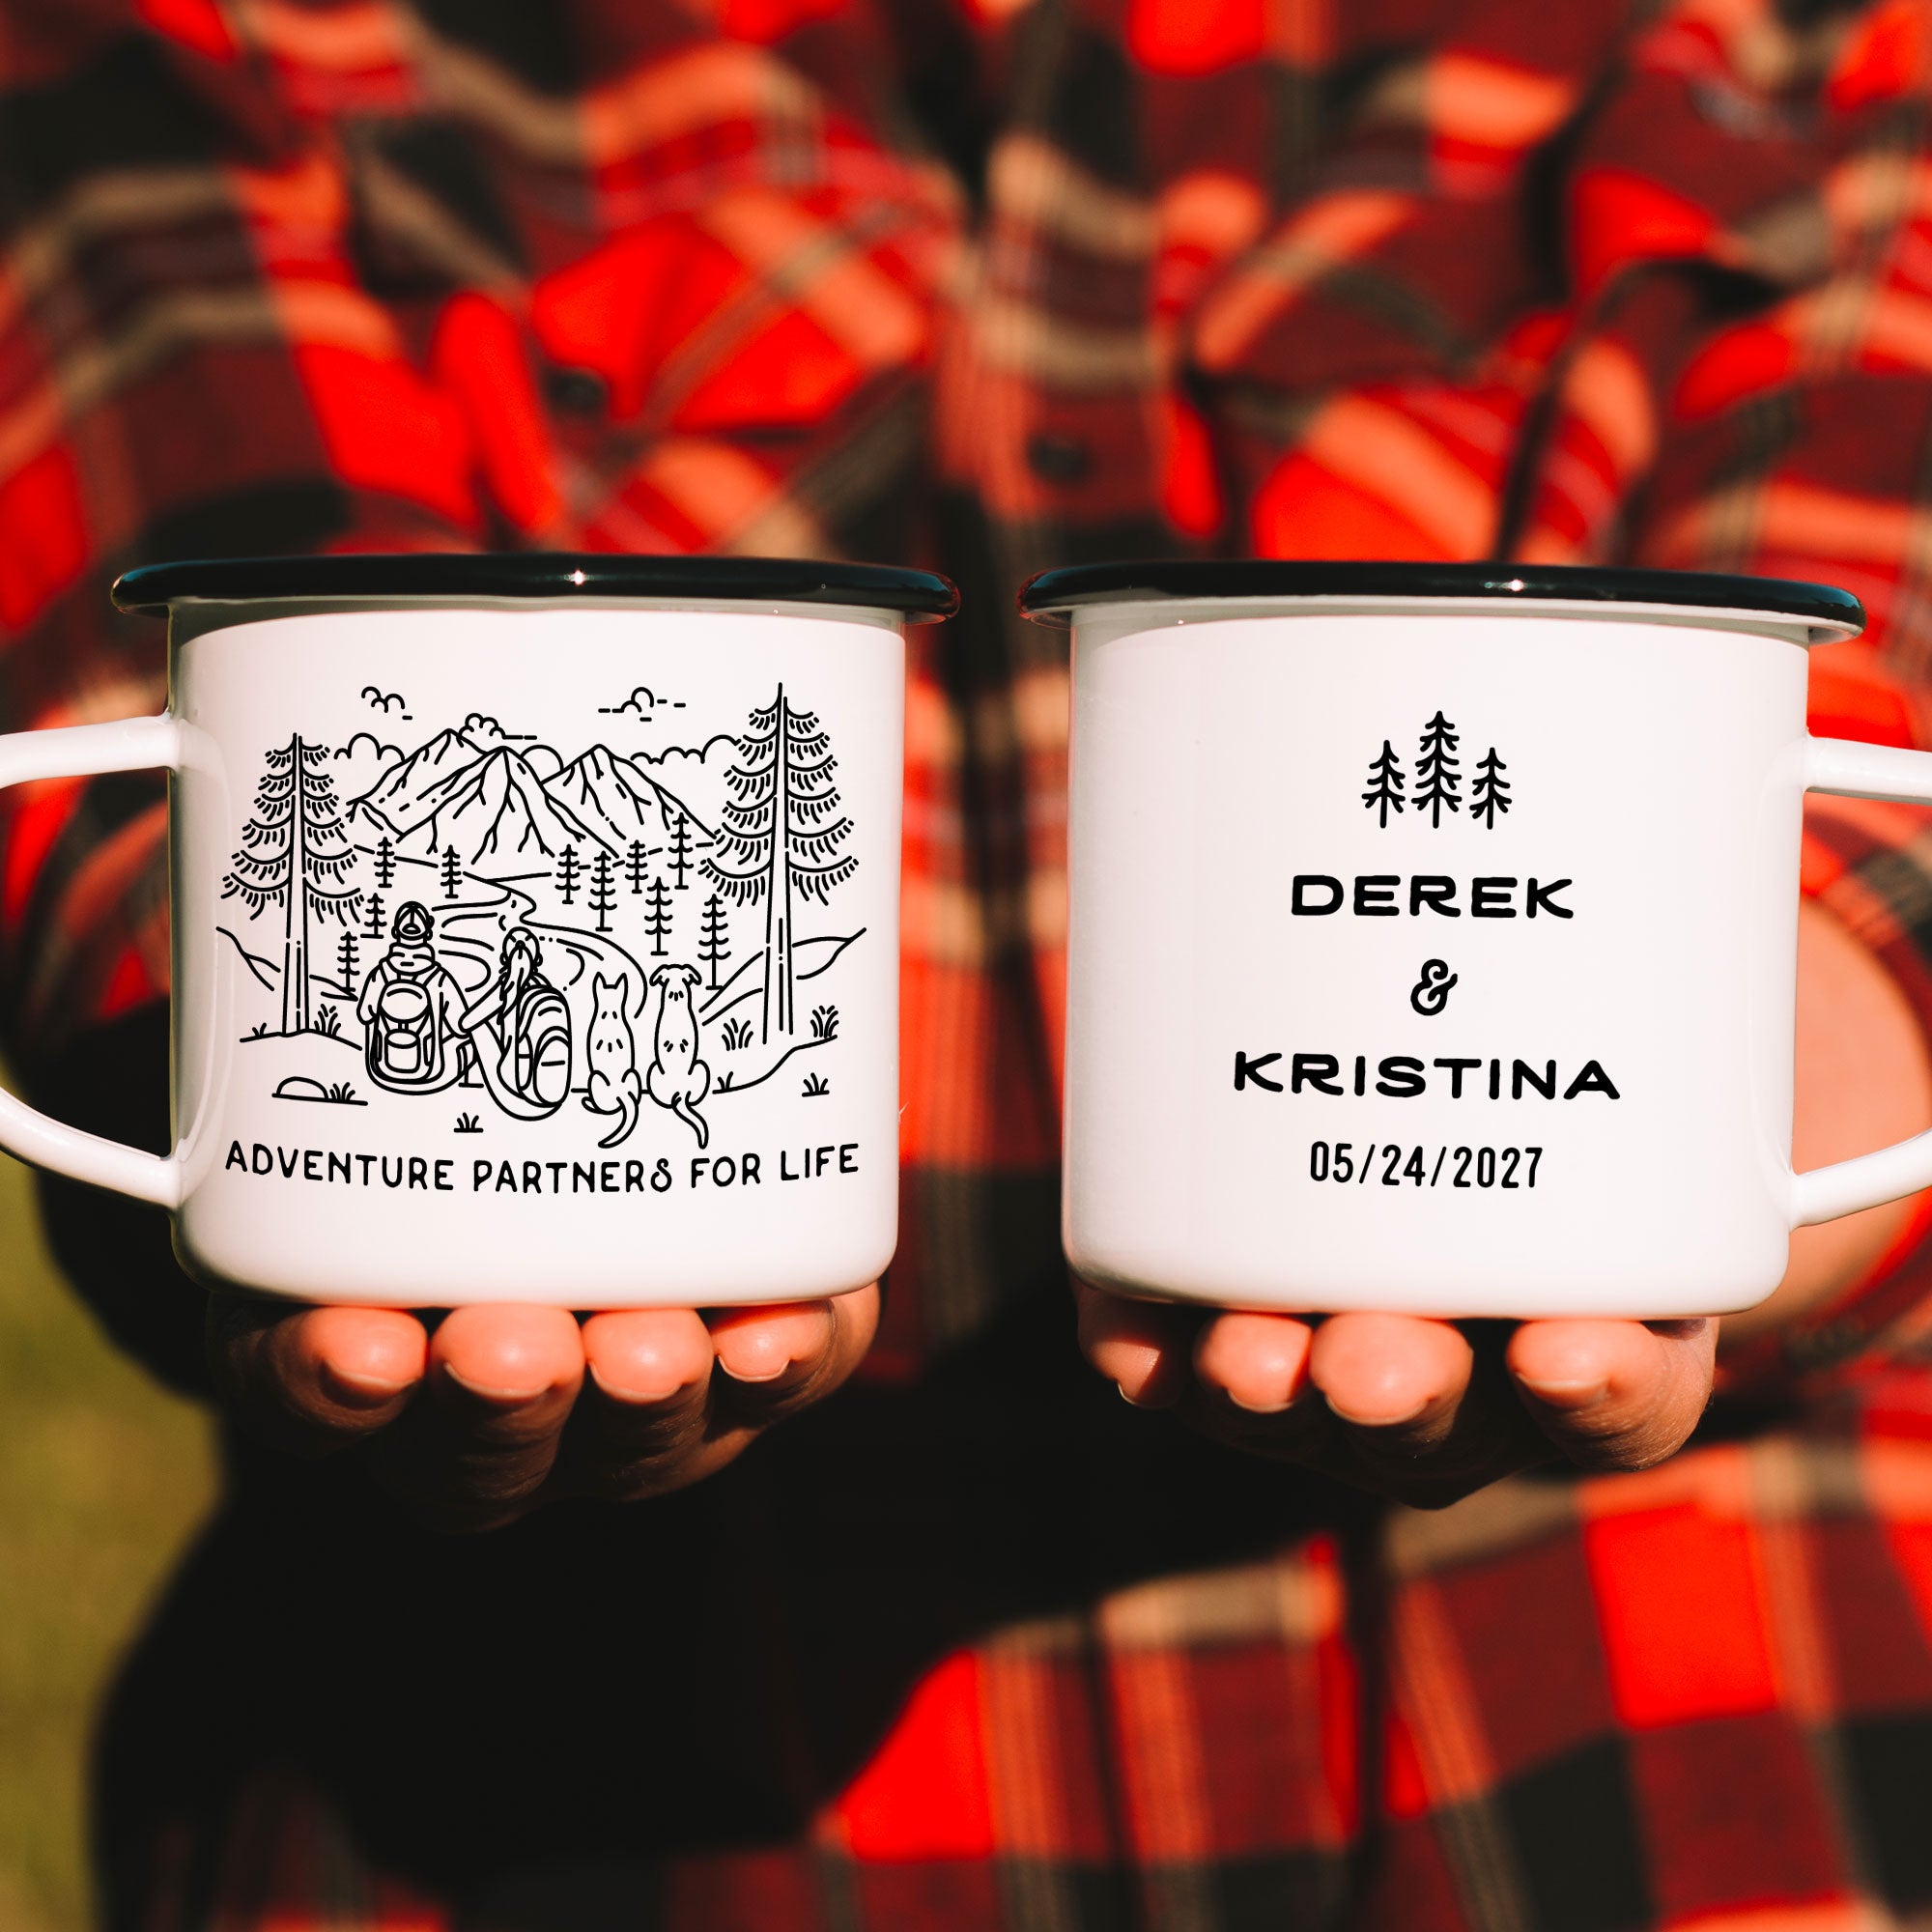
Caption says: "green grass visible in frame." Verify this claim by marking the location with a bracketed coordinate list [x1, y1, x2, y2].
[0, 1153, 214, 1932]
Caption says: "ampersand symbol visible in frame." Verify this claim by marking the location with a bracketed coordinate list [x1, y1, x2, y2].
[1409, 958, 1458, 1016]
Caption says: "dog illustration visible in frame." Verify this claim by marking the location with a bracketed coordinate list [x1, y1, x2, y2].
[581, 973, 643, 1149]
[646, 962, 712, 1148]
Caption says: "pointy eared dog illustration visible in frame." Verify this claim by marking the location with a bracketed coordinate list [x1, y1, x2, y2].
[646, 963, 711, 1148]
[580, 974, 643, 1149]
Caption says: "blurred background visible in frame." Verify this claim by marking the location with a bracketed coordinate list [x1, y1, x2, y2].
[0, 1158, 211, 1932]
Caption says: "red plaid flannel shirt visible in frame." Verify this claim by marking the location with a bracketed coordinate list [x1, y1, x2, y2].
[14, 1, 1932, 1927]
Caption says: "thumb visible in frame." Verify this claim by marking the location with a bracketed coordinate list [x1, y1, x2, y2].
[1507, 1319, 1716, 1471]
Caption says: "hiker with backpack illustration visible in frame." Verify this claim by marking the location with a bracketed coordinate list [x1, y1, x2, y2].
[461, 927, 574, 1121]
[355, 901, 469, 1095]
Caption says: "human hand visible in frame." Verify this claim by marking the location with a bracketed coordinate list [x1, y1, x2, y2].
[1075, 901, 1932, 1507]
[209, 1288, 879, 1531]
[1075, 1288, 1715, 1507]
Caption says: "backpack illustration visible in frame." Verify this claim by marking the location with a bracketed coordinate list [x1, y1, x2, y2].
[510, 976, 572, 1110]
[373, 976, 433, 1078]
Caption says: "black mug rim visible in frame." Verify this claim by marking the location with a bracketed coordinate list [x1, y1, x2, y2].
[112, 553, 960, 622]
[1017, 560, 1863, 637]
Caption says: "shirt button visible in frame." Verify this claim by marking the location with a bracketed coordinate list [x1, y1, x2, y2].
[1027, 431, 1093, 483]
[544, 365, 608, 416]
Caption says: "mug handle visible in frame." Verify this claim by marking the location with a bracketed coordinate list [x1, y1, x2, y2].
[1794, 734, 1932, 1226]
[0, 716, 183, 1208]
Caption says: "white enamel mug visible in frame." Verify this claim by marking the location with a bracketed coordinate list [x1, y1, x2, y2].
[0, 554, 953, 1307]
[1024, 560, 1932, 1320]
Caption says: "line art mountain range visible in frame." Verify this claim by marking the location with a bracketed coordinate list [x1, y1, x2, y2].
[348, 724, 714, 868]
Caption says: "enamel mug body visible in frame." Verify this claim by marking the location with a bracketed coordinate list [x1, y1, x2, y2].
[0, 554, 954, 1307]
[1027, 561, 1932, 1320]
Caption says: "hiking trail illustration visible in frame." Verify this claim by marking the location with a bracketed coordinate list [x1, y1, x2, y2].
[217, 684, 864, 1156]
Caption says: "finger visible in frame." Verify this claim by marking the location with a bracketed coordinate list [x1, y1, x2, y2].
[369, 1304, 584, 1532]
[1073, 1277, 1197, 1407]
[706, 1283, 881, 1430]
[707, 1301, 837, 1386]
[1308, 1312, 1475, 1441]
[1311, 1314, 1555, 1502]
[1183, 1311, 1526, 1499]
[569, 1308, 717, 1499]
[1509, 1318, 1717, 1471]
[583, 1307, 715, 1405]
[1192, 1312, 1317, 1414]
[209, 1297, 427, 1456]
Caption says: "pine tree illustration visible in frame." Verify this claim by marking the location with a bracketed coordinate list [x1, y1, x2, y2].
[590, 850, 616, 934]
[556, 844, 582, 905]
[440, 846, 463, 899]
[220, 736, 363, 1034]
[668, 810, 694, 889]
[625, 839, 648, 895]
[1471, 748, 1511, 829]
[374, 836, 396, 888]
[1362, 741, 1406, 828]
[1414, 712, 1462, 828]
[363, 893, 385, 940]
[701, 685, 856, 1041]
[699, 891, 729, 990]
[645, 876, 672, 957]
[336, 928, 359, 992]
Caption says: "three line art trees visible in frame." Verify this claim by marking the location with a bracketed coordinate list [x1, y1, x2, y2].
[1362, 713, 1511, 830]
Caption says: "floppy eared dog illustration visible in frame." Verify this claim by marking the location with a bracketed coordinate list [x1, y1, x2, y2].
[645, 962, 712, 1147]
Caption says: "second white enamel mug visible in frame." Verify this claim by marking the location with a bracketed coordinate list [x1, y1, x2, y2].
[1026, 560, 1932, 1320]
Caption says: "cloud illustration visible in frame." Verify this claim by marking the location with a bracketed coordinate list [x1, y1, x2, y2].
[333, 732, 402, 802]
[461, 712, 533, 745]
[360, 686, 407, 715]
[335, 731, 399, 761]
[639, 733, 738, 828]
[597, 684, 681, 719]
